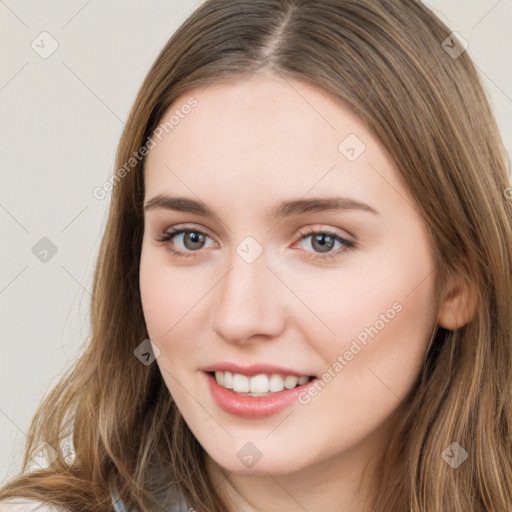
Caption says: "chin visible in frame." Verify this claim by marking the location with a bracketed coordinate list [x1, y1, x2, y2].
[204, 444, 311, 476]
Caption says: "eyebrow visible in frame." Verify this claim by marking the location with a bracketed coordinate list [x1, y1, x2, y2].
[143, 194, 379, 218]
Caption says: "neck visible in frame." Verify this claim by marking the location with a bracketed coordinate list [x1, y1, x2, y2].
[205, 435, 387, 512]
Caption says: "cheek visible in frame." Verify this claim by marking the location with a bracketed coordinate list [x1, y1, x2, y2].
[316, 274, 437, 411]
[140, 243, 190, 334]
[139, 246, 187, 358]
[294, 275, 437, 450]
[139, 255, 201, 402]
[139, 245, 214, 365]
[303, 237, 438, 388]
[139, 249, 168, 338]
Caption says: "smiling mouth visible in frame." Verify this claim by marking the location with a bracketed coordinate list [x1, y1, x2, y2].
[208, 371, 316, 397]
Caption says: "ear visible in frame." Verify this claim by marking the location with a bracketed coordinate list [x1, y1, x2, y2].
[437, 272, 478, 330]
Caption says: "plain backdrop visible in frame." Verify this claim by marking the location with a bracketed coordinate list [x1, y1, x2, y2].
[1, 0, 511, 484]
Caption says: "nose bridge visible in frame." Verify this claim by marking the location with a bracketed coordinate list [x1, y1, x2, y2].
[212, 241, 284, 342]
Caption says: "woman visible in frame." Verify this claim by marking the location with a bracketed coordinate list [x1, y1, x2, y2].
[1, 0, 511, 511]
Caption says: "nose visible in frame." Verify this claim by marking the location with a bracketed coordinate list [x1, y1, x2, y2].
[211, 248, 286, 345]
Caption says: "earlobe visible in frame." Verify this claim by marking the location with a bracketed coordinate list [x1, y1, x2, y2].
[437, 273, 478, 330]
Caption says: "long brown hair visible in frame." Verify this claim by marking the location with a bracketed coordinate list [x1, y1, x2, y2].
[1, 1, 511, 510]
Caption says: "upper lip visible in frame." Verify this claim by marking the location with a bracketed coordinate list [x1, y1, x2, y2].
[202, 362, 314, 378]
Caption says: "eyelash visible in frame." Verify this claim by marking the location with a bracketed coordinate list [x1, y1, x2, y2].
[154, 226, 355, 262]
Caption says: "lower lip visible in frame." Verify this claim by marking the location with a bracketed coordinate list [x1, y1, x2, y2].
[205, 372, 317, 418]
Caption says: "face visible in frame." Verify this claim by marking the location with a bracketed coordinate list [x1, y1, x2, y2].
[139, 74, 439, 481]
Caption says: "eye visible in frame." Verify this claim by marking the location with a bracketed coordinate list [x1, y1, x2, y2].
[294, 227, 355, 261]
[153, 225, 355, 261]
[154, 226, 215, 259]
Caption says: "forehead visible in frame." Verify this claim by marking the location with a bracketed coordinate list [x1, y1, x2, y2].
[142, 74, 409, 219]
[146, 74, 360, 164]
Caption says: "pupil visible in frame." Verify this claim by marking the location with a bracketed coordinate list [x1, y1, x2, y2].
[313, 234, 333, 253]
[185, 232, 204, 249]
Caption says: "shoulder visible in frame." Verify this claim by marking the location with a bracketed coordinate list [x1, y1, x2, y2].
[0, 498, 68, 512]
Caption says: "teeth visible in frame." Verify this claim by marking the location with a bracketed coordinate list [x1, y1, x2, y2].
[213, 371, 311, 394]
[232, 373, 249, 392]
[249, 374, 269, 393]
[215, 371, 224, 386]
[284, 375, 298, 389]
[223, 371, 234, 389]
[269, 374, 284, 392]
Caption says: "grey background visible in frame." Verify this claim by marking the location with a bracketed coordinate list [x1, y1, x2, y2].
[1, 0, 511, 484]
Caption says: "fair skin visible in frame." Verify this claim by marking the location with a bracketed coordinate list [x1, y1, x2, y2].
[139, 73, 474, 511]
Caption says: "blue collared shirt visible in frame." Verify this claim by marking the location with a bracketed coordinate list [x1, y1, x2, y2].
[111, 486, 191, 512]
